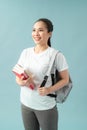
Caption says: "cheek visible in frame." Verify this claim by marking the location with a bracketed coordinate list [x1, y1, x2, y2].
[32, 33, 34, 39]
[41, 33, 48, 38]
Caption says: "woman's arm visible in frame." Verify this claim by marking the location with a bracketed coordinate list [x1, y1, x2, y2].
[38, 69, 69, 96]
[49, 69, 69, 93]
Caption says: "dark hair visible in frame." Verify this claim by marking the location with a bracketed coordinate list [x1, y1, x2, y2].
[35, 18, 53, 47]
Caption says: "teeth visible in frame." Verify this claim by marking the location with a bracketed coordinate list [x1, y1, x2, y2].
[34, 37, 40, 41]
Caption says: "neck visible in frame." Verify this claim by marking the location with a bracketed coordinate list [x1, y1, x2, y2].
[34, 45, 49, 54]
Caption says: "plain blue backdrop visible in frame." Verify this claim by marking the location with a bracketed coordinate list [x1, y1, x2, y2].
[0, 0, 87, 130]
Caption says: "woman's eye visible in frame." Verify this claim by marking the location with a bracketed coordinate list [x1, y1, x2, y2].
[32, 29, 44, 32]
[39, 29, 44, 32]
[32, 29, 35, 32]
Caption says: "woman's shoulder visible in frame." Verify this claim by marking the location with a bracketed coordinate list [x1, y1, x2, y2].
[23, 46, 34, 51]
[22, 47, 34, 53]
[49, 47, 59, 51]
[49, 47, 60, 55]
[19, 47, 34, 57]
[49, 47, 66, 60]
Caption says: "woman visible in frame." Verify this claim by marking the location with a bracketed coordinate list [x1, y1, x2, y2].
[15, 18, 69, 130]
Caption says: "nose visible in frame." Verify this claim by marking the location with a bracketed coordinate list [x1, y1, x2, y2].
[34, 30, 39, 36]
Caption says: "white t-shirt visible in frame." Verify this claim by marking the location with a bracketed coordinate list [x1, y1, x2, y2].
[17, 47, 68, 110]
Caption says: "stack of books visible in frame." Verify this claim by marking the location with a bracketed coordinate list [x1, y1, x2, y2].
[12, 64, 34, 89]
[12, 64, 29, 80]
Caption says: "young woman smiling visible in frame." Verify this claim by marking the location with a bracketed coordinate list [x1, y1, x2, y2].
[15, 18, 69, 130]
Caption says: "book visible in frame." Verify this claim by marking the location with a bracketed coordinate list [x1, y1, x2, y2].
[12, 64, 29, 80]
[12, 64, 34, 89]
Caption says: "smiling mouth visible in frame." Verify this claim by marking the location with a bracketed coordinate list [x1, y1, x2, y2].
[34, 37, 41, 41]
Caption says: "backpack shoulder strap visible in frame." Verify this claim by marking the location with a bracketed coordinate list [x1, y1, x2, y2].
[46, 49, 58, 76]
[40, 49, 58, 87]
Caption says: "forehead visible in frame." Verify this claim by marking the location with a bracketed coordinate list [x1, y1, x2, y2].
[33, 21, 47, 29]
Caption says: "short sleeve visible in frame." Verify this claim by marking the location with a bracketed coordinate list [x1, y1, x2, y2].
[55, 52, 68, 72]
[17, 49, 27, 67]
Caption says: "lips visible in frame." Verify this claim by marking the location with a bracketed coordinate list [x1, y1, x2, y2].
[33, 37, 41, 41]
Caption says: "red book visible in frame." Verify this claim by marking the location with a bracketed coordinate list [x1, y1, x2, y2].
[12, 64, 34, 89]
[12, 64, 29, 80]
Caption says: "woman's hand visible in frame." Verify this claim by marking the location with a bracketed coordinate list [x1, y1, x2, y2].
[38, 87, 51, 96]
[16, 75, 34, 87]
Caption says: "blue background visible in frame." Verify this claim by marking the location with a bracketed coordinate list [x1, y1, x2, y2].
[0, 0, 87, 130]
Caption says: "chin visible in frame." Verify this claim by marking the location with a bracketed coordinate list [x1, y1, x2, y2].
[35, 42, 41, 45]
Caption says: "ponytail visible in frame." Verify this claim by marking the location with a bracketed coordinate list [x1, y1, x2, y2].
[48, 38, 51, 47]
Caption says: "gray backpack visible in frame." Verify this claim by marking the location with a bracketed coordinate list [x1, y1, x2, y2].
[40, 50, 72, 103]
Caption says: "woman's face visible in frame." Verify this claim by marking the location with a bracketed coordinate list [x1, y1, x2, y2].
[32, 21, 52, 46]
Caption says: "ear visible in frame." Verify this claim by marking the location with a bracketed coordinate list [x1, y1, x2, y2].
[49, 32, 52, 37]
